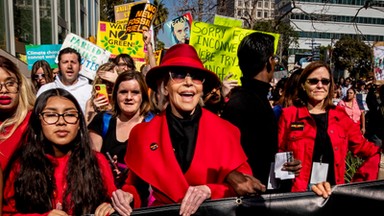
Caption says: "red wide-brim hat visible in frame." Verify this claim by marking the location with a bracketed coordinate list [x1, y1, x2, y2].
[145, 44, 220, 92]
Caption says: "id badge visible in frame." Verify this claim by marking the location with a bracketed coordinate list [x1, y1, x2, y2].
[310, 162, 329, 184]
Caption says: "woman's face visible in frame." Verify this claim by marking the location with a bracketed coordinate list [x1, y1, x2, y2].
[165, 70, 204, 118]
[40, 96, 80, 156]
[117, 79, 143, 116]
[34, 67, 47, 87]
[302, 67, 331, 105]
[347, 89, 355, 100]
[0, 67, 19, 113]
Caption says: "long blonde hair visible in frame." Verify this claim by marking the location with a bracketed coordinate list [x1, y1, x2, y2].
[0, 56, 35, 140]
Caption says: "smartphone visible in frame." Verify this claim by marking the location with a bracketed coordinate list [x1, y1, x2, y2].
[94, 84, 109, 103]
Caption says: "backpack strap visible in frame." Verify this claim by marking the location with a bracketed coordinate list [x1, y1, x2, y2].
[102, 112, 112, 138]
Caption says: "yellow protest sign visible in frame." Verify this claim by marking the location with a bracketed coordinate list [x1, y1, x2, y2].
[213, 14, 243, 28]
[97, 21, 145, 61]
[114, 0, 147, 24]
[189, 21, 280, 83]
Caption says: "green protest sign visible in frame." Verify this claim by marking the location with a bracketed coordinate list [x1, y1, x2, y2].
[189, 21, 280, 84]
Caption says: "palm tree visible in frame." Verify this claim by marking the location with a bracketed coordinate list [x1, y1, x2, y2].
[152, 0, 169, 49]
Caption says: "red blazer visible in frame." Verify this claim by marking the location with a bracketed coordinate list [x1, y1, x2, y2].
[122, 108, 251, 207]
[278, 105, 380, 192]
[0, 111, 31, 170]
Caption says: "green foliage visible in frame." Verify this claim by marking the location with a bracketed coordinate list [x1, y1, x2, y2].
[332, 36, 373, 77]
[345, 151, 364, 183]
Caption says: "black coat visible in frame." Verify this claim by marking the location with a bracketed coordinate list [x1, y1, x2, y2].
[221, 78, 278, 189]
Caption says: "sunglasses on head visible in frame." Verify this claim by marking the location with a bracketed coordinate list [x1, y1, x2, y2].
[306, 78, 331, 85]
[169, 71, 205, 84]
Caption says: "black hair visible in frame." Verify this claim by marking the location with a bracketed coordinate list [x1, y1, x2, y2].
[6, 88, 109, 215]
[237, 32, 275, 78]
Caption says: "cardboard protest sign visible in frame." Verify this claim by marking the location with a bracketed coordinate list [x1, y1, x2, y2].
[213, 14, 243, 28]
[373, 42, 384, 81]
[97, 21, 146, 70]
[189, 21, 280, 84]
[114, 0, 147, 25]
[60, 33, 111, 80]
[160, 12, 193, 48]
[26, 44, 62, 70]
[126, 3, 156, 33]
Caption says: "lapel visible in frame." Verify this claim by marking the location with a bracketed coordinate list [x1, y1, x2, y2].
[126, 112, 189, 203]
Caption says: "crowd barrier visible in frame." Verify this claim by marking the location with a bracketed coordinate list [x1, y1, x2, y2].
[125, 180, 384, 216]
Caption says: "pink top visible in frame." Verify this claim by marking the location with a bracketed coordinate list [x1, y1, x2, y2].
[337, 98, 363, 124]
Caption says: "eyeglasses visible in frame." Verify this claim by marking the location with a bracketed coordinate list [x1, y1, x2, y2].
[169, 71, 205, 84]
[117, 63, 128, 67]
[0, 81, 19, 93]
[33, 74, 45, 80]
[306, 78, 331, 85]
[40, 112, 80, 125]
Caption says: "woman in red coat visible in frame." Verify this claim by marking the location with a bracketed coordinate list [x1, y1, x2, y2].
[278, 61, 381, 192]
[111, 44, 253, 216]
[0, 55, 35, 171]
[3, 89, 117, 216]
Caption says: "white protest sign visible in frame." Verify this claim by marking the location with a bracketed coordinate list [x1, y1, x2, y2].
[59, 33, 111, 80]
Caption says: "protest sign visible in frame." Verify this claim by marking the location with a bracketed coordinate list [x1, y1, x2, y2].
[60, 33, 111, 80]
[189, 21, 280, 83]
[26, 44, 62, 70]
[97, 21, 146, 68]
[126, 3, 156, 33]
[213, 14, 243, 28]
[159, 12, 193, 48]
[114, 0, 147, 24]
[373, 42, 384, 81]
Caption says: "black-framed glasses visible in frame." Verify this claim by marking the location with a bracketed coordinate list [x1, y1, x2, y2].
[40, 112, 80, 125]
[306, 78, 331, 85]
[169, 71, 205, 84]
[0, 81, 19, 93]
[33, 74, 46, 80]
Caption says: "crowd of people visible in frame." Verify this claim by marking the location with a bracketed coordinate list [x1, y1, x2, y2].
[0, 30, 383, 215]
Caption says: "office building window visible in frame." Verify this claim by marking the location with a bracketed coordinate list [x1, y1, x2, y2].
[13, 0, 33, 57]
[40, 0, 52, 44]
[0, 0, 6, 50]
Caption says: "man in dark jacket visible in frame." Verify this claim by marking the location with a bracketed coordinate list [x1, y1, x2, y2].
[221, 32, 278, 192]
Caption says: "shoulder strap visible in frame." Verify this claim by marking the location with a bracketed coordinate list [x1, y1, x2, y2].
[102, 112, 112, 138]
[144, 112, 155, 122]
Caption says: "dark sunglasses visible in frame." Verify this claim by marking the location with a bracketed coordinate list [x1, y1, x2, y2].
[306, 78, 331, 85]
[169, 71, 205, 84]
[33, 74, 46, 80]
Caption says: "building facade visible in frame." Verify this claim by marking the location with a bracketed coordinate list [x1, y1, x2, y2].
[217, 0, 275, 28]
[275, 0, 384, 52]
[0, 0, 100, 62]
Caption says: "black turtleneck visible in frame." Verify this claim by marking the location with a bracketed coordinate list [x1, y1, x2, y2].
[166, 105, 202, 173]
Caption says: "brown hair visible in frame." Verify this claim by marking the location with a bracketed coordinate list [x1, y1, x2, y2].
[111, 71, 153, 117]
[294, 61, 335, 109]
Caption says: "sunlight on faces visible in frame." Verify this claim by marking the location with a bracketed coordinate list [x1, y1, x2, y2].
[165, 72, 203, 118]
[40, 96, 80, 148]
[117, 80, 143, 116]
[0, 67, 19, 112]
[303, 67, 330, 105]
[59, 53, 81, 85]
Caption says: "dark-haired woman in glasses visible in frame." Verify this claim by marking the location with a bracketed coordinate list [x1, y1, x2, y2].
[277, 61, 381, 193]
[3, 88, 118, 215]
